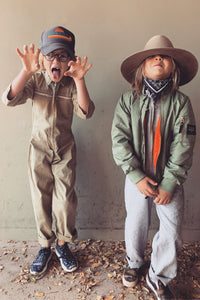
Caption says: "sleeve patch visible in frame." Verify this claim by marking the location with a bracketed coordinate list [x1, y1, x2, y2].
[187, 124, 196, 135]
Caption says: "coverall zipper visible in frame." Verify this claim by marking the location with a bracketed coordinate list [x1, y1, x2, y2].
[51, 83, 57, 150]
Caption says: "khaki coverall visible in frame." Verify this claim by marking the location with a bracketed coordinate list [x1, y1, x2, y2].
[2, 71, 95, 247]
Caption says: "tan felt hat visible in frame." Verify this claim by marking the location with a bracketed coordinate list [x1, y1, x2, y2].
[121, 35, 198, 86]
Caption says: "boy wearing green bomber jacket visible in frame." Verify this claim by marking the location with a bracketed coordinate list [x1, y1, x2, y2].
[111, 35, 197, 299]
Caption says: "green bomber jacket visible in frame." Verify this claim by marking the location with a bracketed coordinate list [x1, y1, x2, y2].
[111, 89, 196, 194]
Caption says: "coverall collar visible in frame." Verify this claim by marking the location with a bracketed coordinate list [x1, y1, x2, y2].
[44, 71, 67, 88]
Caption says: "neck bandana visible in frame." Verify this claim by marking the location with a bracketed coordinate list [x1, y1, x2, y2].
[143, 76, 172, 101]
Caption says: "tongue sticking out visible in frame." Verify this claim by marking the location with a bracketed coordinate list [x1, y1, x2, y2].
[52, 68, 60, 81]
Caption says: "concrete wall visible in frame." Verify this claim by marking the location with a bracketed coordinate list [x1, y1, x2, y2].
[0, 0, 200, 241]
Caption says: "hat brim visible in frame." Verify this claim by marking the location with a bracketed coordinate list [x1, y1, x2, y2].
[121, 48, 198, 86]
[40, 42, 74, 57]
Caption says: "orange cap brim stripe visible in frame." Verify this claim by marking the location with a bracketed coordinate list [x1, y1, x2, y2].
[48, 35, 72, 42]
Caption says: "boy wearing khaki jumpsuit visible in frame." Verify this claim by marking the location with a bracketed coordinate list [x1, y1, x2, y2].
[2, 26, 95, 277]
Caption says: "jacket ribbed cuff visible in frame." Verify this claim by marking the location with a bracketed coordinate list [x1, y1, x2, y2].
[159, 178, 177, 194]
[127, 169, 146, 185]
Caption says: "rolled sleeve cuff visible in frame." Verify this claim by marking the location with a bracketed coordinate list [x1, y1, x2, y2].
[2, 84, 12, 105]
[84, 100, 95, 119]
[74, 100, 95, 119]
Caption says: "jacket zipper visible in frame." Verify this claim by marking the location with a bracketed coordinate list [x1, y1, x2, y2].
[180, 116, 185, 142]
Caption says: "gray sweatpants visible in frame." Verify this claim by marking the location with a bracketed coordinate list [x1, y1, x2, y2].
[124, 176, 184, 286]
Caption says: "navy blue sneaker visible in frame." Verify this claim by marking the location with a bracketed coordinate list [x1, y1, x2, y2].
[30, 247, 52, 277]
[55, 242, 78, 272]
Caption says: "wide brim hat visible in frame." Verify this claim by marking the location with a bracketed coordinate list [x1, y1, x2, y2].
[121, 35, 198, 86]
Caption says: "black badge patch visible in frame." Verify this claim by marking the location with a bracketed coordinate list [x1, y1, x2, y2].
[187, 124, 196, 135]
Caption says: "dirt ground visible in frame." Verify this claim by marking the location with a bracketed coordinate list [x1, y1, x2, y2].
[0, 240, 200, 300]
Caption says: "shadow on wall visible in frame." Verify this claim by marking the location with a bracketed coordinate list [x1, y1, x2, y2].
[73, 108, 126, 233]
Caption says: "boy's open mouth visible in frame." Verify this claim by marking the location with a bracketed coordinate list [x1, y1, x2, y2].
[52, 68, 61, 80]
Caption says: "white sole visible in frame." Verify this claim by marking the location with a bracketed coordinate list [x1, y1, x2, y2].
[55, 249, 78, 272]
[146, 273, 160, 300]
[30, 251, 52, 278]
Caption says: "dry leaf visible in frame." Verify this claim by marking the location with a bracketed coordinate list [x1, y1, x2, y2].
[104, 251, 113, 256]
[92, 263, 102, 268]
[30, 277, 36, 282]
[104, 296, 114, 300]
[192, 293, 200, 299]
[3, 249, 16, 255]
[94, 271, 102, 276]
[67, 275, 76, 280]
[193, 280, 200, 289]
[96, 296, 103, 300]
[0, 265, 4, 272]
[107, 271, 117, 278]
[80, 243, 87, 250]
[35, 292, 44, 297]
[142, 286, 150, 293]
[118, 293, 124, 300]
[13, 278, 20, 284]
[53, 281, 64, 286]
[22, 247, 28, 255]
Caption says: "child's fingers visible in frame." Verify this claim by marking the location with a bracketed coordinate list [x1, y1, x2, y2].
[16, 48, 23, 58]
[64, 71, 69, 77]
[68, 60, 76, 68]
[76, 56, 81, 64]
[81, 56, 88, 67]
[35, 48, 41, 59]
[29, 43, 35, 54]
[148, 178, 158, 186]
[154, 197, 160, 204]
[85, 63, 93, 72]
[16, 44, 40, 60]
[81, 57, 92, 72]
[23, 45, 28, 54]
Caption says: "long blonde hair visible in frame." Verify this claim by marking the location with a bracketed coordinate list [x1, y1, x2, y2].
[132, 58, 180, 97]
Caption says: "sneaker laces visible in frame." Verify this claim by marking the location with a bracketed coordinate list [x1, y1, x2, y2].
[58, 243, 75, 260]
[33, 248, 50, 266]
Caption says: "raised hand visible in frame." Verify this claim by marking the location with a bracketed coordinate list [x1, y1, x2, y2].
[8, 44, 40, 99]
[16, 43, 40, 75]
[64, 56, 92, 80]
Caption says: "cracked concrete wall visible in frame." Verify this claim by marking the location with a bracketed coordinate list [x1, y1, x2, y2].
[0, 0, 200, 241]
